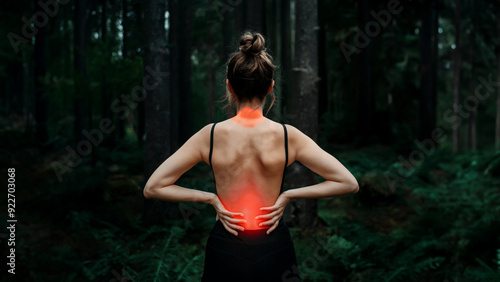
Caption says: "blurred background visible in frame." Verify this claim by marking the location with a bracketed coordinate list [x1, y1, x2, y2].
[1, 0, 500, 281]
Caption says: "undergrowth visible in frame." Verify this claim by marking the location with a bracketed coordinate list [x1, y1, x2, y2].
[7, 135, 500, 281]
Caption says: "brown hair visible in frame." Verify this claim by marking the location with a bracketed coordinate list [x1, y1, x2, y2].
[221, 31, 276, 116]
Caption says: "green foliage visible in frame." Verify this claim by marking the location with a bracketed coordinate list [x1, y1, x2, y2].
[67, 212, 206, 281]
[14, 136, 500, 281]
[297, 146, 500, 281]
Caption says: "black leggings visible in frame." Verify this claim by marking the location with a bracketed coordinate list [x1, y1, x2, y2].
[201, 218, 302, 282]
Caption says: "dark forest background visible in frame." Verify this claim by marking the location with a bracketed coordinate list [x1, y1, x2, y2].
[1, 0, 500, 281]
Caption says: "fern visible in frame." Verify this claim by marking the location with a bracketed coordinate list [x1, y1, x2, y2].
[176, 254, 204, 282]
[129, 226, 185, 282]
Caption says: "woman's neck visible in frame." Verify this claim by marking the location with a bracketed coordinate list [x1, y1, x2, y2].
[236, 106, 263, 119]
[231, 106, 265, 127]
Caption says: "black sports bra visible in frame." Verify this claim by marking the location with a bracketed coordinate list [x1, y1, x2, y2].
[208, 122, 289, 195]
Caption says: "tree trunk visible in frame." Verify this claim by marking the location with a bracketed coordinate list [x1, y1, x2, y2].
[221, 9, 233, 61]
[431, 1, 438, 143]
[135, 1, 145, 145]
[418, 0, 437, 144]
[356, 0, 374, 146]
[74, 0, 88, 143]
[121, 0, 128, 58]
[142, 0, 179, 225]
[245, 0, 265, 33]
[288, 0, 320, 231]
[169, 0, 180, 151]
[178, 0, 193, 145]
[496, 3, 500, 150]
[169, 0, 193, 149]
[280, 0, 292, 122]
[267, 0, 278, 55]
[317, 0, 327, 121]
[115, 0, 125, 141]
[34, 0, 48, 145]
[469, 2, 476, 151]
[101, 0, 113, 147]
[267, 0, 279, 120]
[233, 0, 245, 34]
[208, 23, 216, 121]
[220, 7, 234, 119]
[452, 0, 461, 152]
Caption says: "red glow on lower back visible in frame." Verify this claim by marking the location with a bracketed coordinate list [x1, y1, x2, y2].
[238, 189, 268, 230]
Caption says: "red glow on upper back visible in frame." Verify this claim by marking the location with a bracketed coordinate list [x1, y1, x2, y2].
[230, 107, 265, 128]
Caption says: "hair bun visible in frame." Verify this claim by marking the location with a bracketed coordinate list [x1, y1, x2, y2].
[239, 32, 266, 55]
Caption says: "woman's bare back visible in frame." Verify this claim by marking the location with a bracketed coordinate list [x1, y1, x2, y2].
[210, 117, 289, 230]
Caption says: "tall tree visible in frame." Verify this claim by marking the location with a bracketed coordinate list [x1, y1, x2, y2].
[245, 0, 265, 33]
[356, 0, 374, 145]
[169, 0, 180, 151]
[177, 0, 193, 145]
[74, 0, 89, 142]
[142, 0, 178, 225]
[208, 21, 216, 121]
[418, 0, 438, 143]
[220, 3, 235, 119]
[496, 2, 500, 150]
[317, 0, 327, 121]
[431, 0, 438, 140]
[170, 0, 193, 149]
[221, 6, 233, 61]
[121, 0, 128, 57]
[134, 1, 145, 144]
[288, 0, 320, 230]
[34, 0, 48, 144]
[100, 0, 113, 146]
[266, 0, 280, 120]
[233, 0, 245, 35]
[468, 1, 477, 151]
[280, 0, 292, 122]
[452, 0, 461, 152]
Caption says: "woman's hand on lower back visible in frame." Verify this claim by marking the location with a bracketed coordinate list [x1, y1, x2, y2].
[210, 195, 246, 236]
[256, 192, 291, 235]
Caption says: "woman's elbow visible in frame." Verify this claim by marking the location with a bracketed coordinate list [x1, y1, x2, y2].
[143, 184, 156, 199]
[350, 182, 359, 193]
[347, 178, 359, 193]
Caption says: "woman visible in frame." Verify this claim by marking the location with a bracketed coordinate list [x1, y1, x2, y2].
[143, 31, 359, 281]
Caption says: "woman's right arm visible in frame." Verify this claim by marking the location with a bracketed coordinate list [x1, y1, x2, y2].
[282, 125, 359, 200]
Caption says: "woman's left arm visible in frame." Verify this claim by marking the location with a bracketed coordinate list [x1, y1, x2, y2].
[143, 124, 215, 204]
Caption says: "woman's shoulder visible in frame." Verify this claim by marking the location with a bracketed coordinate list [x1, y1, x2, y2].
[198, 123, 216, 134]
[280, 123, 315, 152]
[281, 123, 301, 138]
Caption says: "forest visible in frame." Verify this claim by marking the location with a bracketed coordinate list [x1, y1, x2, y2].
[1, 0, 500, 281]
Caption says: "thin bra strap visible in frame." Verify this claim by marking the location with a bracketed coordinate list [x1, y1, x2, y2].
[280, 123, 288, 194]
[209, 123, 217, 167]
[209, 122, 217, 195]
